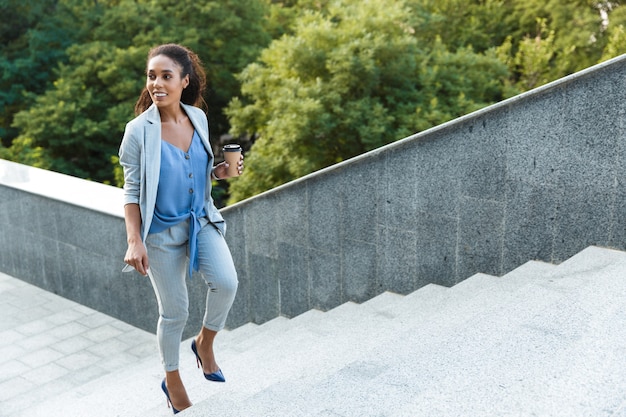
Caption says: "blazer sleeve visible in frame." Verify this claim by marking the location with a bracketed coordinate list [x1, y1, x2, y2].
[118, 120, 142, 206]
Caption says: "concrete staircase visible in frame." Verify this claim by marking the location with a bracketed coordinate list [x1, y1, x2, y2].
[10, 246, 626, 417]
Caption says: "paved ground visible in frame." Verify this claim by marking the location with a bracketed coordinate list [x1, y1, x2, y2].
[0, 272, 157, 417]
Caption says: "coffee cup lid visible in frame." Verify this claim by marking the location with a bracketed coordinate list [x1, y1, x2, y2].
[223, 144, 242, 152]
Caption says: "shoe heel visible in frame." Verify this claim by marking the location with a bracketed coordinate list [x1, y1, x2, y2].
[191, 339, 226, 382]
[191, 339, 202, 369]
[161, 379, 180, 415]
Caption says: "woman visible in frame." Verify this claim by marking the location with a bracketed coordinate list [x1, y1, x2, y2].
[119, 43, 241, 413]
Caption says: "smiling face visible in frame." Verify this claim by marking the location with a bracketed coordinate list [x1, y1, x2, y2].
[146, 54, 190, 108]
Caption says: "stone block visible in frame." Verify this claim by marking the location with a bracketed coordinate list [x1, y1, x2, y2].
[457, 196, 505, 278]
[240, 194, 278, 258]
[247, 253, 280, 324]
[414, 212, 457, 287]
[277, 242, 309, 318]
[501, 180, 557, 270]
[342, 239, 378, 303]
[340, 158, 379, 244]
[309, 248, 342, 311]
[308, 175, 341, 254]
[377, 225, 417, 294]
[455, 113, 508, 203]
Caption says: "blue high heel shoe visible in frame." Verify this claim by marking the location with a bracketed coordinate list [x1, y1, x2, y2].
[161, 379, 180, 414]
[191, 339, 226, 382]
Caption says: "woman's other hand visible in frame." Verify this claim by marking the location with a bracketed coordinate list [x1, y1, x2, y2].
[124, 240, 150, 276]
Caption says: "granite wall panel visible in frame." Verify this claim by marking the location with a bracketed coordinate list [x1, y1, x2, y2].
[342, 239, 378, 303]
[247, 253, 280, 324]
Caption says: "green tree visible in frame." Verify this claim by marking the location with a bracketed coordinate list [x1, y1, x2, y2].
[11, 43, 146, 181]
[406, 0, 513, 54]
[495, 19, 556, 91]
[407, 0, 620, 90]
[415, 38, 511, 130]
[263, 0, 333, 38]
[0, 0, 89, 145]
[226, 0, 510, 202]
[600, 2, 626, 60]
[498, 0, 613, 87]
[7, 0, 270, 184]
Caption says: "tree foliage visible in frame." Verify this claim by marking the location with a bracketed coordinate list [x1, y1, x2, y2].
[0, 0, 86, 145]
[226, 0, 508, 201]
[2, 0, 270, 183]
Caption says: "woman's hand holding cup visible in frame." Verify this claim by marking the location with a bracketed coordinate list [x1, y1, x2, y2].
[214, 144, 243, 179]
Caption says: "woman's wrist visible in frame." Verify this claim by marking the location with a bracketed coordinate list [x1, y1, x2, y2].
[211, 169, 221, 180]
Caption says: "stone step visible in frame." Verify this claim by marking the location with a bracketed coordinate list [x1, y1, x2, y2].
[173, 262, 556, 414]
[161, 261, 563, 415]
[181, 246, 626, 417]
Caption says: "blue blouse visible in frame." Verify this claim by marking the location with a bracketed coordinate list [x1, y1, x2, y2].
[149, 130, 208, 277]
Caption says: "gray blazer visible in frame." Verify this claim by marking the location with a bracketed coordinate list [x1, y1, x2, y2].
[118, 102, 225, 243]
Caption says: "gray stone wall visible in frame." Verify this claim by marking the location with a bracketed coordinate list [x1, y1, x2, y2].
[1, 54, 625, 336]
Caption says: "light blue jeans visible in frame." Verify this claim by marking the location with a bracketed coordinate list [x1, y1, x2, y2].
[145, 217, 238, 372]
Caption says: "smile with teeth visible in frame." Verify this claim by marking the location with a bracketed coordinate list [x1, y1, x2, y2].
[154, 92, 167, 97]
